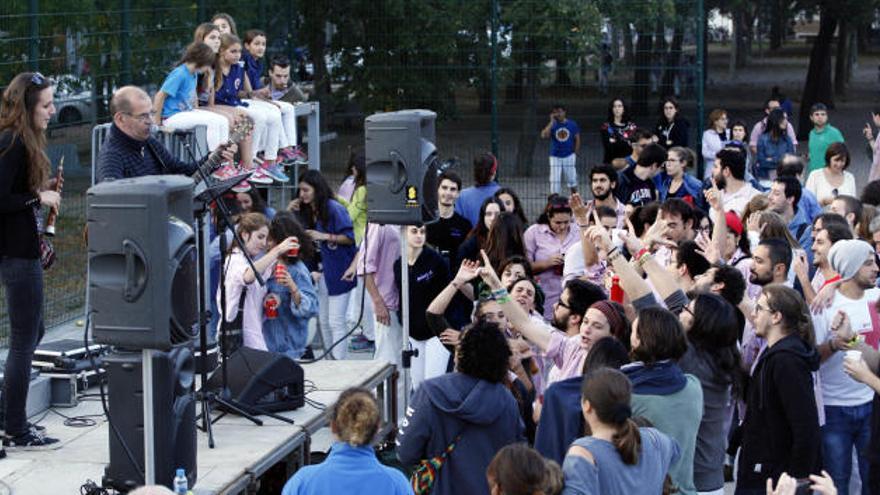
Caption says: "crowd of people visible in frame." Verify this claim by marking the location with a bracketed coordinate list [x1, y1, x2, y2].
[7, 16, 880, 492]
[282, 93, 880, 495]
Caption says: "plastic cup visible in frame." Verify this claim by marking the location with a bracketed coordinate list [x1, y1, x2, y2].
[288, 237, 299, 257]
[264, 297, 278, 319]
[845, 350, 862, 363]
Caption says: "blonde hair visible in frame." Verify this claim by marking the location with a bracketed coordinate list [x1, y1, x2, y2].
[331, 388, 380, 446]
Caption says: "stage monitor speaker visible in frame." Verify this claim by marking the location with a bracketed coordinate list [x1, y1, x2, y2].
[204, 347, 305, 413]
[87, 175, 198, 350]
[365, 109, 439, 225]
[102, 346, 196, 493]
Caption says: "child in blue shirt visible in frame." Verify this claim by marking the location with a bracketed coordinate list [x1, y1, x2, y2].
[153, 42, 231, 152]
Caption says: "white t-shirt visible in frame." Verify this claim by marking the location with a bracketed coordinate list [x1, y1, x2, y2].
[813, 288, 880, 406]
[805, 169, 856, 205]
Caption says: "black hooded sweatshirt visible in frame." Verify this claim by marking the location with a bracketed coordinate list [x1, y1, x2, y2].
[737, 333, 822, 489]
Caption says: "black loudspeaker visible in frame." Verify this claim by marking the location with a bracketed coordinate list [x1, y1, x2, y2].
[365, 109, 440, 225]
[87, 176, 198, 350]
[102, 347, 197, 493]
[205, 347, 305, 413]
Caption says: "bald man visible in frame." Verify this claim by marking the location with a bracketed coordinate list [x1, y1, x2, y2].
[96, 86, 235, 183]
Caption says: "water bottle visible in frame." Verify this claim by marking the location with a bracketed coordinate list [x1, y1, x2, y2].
[173, 468, 188, 494]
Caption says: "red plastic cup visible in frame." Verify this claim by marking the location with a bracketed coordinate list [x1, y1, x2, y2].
[275, 262, 286, 279]
[264, 297, 279, 319]
[288, 237, 300, 257]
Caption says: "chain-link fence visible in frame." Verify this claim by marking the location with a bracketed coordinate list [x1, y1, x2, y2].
[0, 0, 705, 343]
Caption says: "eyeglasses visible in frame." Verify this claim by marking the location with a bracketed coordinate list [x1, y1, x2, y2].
[556, 299, 571, 310]
[754, 303, 773, 314]
[681, 305, 695, 317]
[30, 72, 46, 86]
[124, 110, 157, 123]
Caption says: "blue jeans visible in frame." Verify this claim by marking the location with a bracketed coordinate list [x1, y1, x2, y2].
[0, 257, 45, 437]
[822, 403, 873, 495]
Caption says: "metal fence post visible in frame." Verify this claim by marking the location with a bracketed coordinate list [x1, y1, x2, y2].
[696, 0, 706, 178]
[490, 0, 499, 157]
[120, 0, 132, 85]
[27, 0, 39, 71]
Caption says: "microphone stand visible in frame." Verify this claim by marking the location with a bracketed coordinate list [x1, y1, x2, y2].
[181, 141, 294, 444]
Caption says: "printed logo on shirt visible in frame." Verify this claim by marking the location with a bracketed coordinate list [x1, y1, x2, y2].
[554, 127, 571, 142]
[629, 187, 653, 206]
[416, 270, 433, 283]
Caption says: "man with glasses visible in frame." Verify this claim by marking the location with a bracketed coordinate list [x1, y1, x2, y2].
[96, 86, 235, 183]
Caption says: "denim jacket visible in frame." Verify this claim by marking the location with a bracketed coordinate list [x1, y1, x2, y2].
[262, 260, 319, 359]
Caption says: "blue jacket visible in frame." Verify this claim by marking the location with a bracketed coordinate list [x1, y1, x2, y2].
[263, 260, 319, 359]
[789, 206, 814, 266]
[799, 189, 821, 223]
[534, 375, 583, 464]
[654, 172, 707, 211]
[455, 182, 500, 226]
[282, 442, 411, 495]
[397, 372, 524, 495]
[242, 50, 264, 90]
[756, 133, 794, 172]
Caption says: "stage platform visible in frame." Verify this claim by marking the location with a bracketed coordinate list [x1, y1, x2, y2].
[0, 359, 397, 495]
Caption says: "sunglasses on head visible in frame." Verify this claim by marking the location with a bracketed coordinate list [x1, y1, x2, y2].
[30, 72, 46, 86]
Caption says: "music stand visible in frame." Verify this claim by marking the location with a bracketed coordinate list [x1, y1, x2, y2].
[184, 145, 294, 450]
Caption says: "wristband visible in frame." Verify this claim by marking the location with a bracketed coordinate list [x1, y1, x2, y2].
[633, 248, 649, 262]
[607, 246, 619, 257]
[451, 280, 462, 290]
[636, 252, 653, 268]
[491, 287, 509, 299]
[495, 294, 512, 304]
[578, 224, 590, 229]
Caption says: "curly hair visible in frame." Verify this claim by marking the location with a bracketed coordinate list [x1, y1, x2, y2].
[456, 320, 511, 383]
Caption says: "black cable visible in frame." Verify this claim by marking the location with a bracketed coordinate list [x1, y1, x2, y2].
[297, 218, 371, 364]
[79, 479, 109, 495]
[83, 311, 145, 484]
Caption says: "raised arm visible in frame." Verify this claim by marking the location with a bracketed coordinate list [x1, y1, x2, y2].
[586, 226, 652, 303]
[478, 251, 553, 352]
[427, 259, 480, 316]
[571, 193, 598, 266]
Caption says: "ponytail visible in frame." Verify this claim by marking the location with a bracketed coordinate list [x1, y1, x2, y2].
[612, 418, 642, 465]
[581, 368, 643, 465]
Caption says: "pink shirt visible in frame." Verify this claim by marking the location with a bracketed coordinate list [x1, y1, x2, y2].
[524, 224, 581, 318]
[220, 249, 274, 350]
[357, 223, 401, 310]
[545, 327, 587, 385]
[749, 118, 798, 150]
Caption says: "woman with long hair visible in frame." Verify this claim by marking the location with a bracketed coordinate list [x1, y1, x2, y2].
[0, 72, 61, 448]
[701, 109, 730, 180]
[494, 187, 528, 226]
[290, 169, 356, 359]
[600, 98, 638, 165]
[282, 388, 410, 494]
[622, 307, 703, 495]
[337, 150, 367, 245]
[756, 108, 794, 181]
[678, 293, 743, 495]
[211, 33, 286, 185]
[484, 212, 527, 274]
[211, 12, 237, 36]
[457, 196, 504, 268]
[524, 195, 579, 317]
[220, 212, 297, 351]
[805, 142, 856, 206]
[655, 97, 690, 149]
[264, 212, 318, 359]
[561, 368, 680, 494]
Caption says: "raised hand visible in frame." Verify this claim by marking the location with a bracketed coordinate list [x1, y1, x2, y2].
[694, 230, 720, 264]
[587, 225, 615, 254]
[570, 192, 590, 226]
[704, 178, 722, 212]
[479, 250, 504, 290]
[454, 259, 482, 284]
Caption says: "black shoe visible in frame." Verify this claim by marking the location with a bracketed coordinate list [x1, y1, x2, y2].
[3, 431, 59, 449]
[27, 422, 46, 434]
